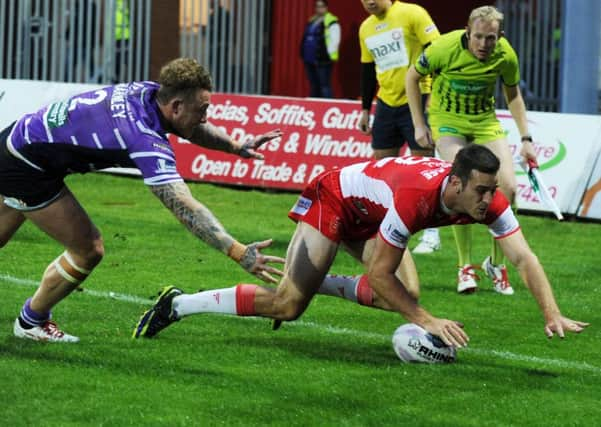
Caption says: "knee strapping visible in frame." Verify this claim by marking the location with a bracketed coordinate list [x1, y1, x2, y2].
[53, 251, 91, 284]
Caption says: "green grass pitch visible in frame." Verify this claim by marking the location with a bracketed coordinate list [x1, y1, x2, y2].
[1, 173, 600, 426]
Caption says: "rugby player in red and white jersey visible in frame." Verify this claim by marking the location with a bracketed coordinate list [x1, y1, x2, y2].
[134, 145, 588, 347]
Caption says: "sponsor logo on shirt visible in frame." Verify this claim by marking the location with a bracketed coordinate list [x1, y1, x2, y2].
[449, 79, 488, 94]
[365, 29, 409, 72]
[386, 224, 408, 247]
[369, 40, 403, 61]
[46, 101, 69, 128]
[291, 196, 312, 216]
[155, 158, 177, 174]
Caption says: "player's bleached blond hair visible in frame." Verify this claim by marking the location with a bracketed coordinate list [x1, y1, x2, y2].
[156, 57, 213, 104]
[468, 5, 504, 29]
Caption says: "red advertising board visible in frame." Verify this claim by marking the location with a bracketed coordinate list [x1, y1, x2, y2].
[170, 93, 409, 191]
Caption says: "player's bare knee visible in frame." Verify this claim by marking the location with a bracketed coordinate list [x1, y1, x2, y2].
[91, 237, 105, 263]
[74, 237, 105, 269]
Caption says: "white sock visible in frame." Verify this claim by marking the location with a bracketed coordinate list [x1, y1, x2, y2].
[317, 274, 360, 302]
[173, 287, 237, 317]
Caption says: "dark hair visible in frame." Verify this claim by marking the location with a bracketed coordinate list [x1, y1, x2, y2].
[449, 144, 500, 186]
[316, 0, 328, 7]
[156, 58, 213, 104]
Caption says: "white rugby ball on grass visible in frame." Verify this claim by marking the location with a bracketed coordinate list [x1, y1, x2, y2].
[392, 323, 457, 363]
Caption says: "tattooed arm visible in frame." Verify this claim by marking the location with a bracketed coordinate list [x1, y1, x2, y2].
[189, 123, 239, 154]
[189, 124, 283, 160]
[150, 181, 285, 282]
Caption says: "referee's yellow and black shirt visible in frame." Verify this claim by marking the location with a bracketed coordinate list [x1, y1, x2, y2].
[359, 1, 439, 107]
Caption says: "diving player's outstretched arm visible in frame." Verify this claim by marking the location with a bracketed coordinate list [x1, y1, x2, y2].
[189, 124, 282, 159]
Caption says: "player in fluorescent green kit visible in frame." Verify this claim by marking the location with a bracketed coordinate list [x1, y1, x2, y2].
[406, 5, 537, 295]
[358, 0, 442, 255]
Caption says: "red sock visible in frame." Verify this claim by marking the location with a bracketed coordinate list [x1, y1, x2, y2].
[356, 275, 374, 307]
[235, 284, 258, 316]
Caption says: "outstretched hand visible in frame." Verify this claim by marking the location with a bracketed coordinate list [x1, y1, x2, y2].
[422, 318, 469, 349]
[240, 239, 285, 283]
[544, 315, 589, 338]
[239, 129, 283, 159]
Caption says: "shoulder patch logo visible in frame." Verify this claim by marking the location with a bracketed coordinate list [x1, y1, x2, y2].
[418, 52, 429, 69]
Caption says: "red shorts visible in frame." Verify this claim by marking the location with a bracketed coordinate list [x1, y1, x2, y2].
[288, 170, 378, 243]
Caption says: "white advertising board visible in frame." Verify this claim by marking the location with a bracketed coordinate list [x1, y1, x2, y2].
[498, 110, 601, 216]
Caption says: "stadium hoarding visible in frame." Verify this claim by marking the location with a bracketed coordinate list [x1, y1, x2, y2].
[1, 79, 600, 219]
[497, 110, 601, 218]
[168, 94, 391, 190]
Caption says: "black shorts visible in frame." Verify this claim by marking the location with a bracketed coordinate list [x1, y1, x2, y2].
[371, 95, 428, 152]
[0, 123, 66, 211]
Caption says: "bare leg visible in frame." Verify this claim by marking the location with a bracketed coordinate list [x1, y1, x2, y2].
[23, 188, 104, 313]
[484, 138, 517, 203]
[254, 222, 339, 320]
[0, 197, 26, 247]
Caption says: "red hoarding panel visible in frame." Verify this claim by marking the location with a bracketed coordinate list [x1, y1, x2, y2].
[170, 93, 408, 191]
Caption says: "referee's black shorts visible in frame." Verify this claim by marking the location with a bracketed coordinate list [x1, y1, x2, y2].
[371, 95, 428, 152]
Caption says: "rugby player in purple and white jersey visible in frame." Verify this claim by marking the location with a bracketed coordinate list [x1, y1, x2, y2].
[0, 58, 285, 343]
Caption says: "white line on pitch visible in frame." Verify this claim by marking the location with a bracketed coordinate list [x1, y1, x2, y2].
[1, 272, 598, 374]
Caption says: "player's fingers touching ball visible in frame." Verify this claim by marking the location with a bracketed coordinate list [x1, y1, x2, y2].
[392, 323, 457, 364]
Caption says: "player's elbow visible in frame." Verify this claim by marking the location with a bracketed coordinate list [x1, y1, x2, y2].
[513, 250, 540, 272]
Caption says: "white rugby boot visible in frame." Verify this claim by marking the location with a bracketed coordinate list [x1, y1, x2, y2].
[457, 264, 479, 294]
[483, 256, 514, 295]
[14, 318, 80, 343]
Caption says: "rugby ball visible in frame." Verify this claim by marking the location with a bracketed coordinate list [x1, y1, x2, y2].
[392, 323, 457, 364]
